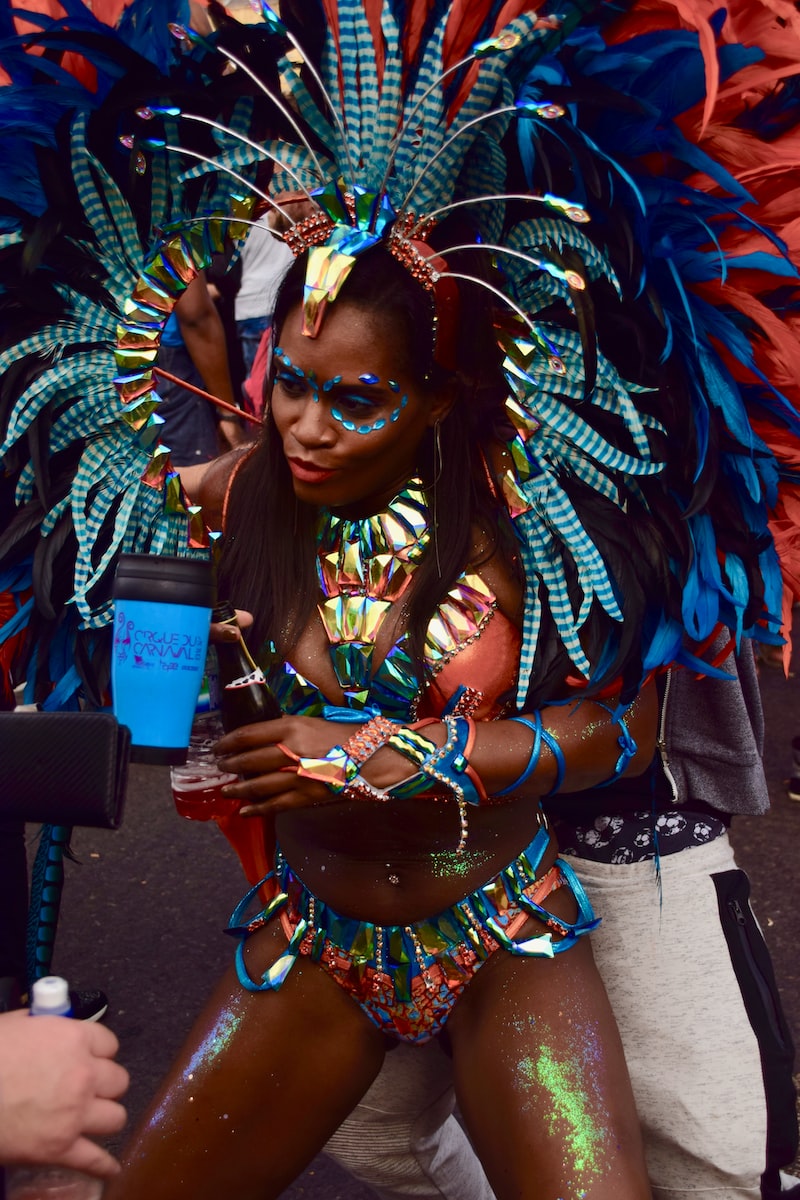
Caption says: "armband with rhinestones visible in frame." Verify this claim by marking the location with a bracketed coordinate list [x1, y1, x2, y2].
[381, 723, 441, 799]
[386, 716, 486, 807]
[342, 715, 401, 766]
[381, 717, 481, 854]
[420, 715, 487, 807]
[341, 775, 391, 803]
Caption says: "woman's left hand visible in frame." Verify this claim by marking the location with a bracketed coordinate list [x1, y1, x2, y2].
[214, 715, 366, 817]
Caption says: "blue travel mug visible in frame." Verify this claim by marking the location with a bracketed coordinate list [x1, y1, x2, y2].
[112, 554, 214, 764]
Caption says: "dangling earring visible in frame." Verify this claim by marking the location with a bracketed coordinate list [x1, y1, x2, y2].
[433, 420, 443, 486]
[432, 420, 442, 577]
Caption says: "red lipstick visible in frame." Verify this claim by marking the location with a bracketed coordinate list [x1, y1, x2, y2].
[287, 457, 336, 484]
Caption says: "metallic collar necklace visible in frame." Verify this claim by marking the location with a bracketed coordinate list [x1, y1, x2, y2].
[315, 479, 429, 706]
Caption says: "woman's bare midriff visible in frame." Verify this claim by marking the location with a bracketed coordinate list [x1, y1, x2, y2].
[275, 791, 553, 926]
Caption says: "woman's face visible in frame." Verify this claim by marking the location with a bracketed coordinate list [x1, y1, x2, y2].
[271, 300, 448, 514]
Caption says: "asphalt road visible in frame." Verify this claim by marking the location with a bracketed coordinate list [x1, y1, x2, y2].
[37, 646, 800, 1198]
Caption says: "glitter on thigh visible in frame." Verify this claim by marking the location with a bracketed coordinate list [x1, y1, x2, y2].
[146, 1000, 248, 1129]
[514, 1021, 609, 1190]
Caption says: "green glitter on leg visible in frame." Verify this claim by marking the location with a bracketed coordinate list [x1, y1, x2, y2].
[518, 1046, 606, 1177]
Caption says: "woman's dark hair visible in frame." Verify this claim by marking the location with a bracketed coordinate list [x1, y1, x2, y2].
[218, 237, 509, 676]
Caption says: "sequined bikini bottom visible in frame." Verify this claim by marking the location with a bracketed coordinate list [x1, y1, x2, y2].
[227, 820, 598, 1044]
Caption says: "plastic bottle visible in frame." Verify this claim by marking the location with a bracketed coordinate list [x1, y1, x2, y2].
[28, 975, 72, 1016]
[169, 708, 239, 822]
[5, 978, 103, 1200]
[170, 640, 235, 822]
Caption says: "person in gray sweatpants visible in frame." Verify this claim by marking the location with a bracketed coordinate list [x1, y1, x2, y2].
[326, 634, 798, 1200]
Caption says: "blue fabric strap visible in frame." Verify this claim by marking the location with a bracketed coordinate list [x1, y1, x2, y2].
[594, 703, 638, 787]
[541, 728, 566, 796]
[505, 712, 565, 797]
[226, 872, 301, 992]
[497, 712, 543, 796]
[515, 857, 601, 951]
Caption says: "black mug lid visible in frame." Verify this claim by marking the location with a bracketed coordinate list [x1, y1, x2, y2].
[113, 554, 214, 608]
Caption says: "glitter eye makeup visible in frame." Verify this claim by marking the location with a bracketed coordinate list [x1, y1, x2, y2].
[330, 392, 408, 435]
[331, 408, 389, 434]
[274, 349, 321, 401]
[276, 349, 410, 435]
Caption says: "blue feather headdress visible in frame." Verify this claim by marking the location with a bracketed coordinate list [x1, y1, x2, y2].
[0, 0, 798, 716]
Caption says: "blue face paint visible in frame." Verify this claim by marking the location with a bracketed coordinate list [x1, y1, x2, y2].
[273, 350, 409, 435]
[274, 347, 317, 397]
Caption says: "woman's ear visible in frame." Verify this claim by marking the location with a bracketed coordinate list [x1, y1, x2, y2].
[427, 375, 458, 426]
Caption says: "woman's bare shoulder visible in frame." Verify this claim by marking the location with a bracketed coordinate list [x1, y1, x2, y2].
[471, 439, 524, 624]
[179, 445, 255, 531]
[468, 521, 523, 627]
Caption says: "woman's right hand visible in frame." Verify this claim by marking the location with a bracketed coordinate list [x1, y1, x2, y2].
[213, 713, 376, 817]
[208, 608, 254, 645]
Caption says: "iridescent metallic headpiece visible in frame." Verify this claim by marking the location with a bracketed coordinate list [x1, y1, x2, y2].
[166, 3, 589, 378]
[277, 183, 460, 368]
[133, 0, 667, 697]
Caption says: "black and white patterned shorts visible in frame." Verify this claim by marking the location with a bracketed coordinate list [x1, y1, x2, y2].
[554, 809, 728, 864]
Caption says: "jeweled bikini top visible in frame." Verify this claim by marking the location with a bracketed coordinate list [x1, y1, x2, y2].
[260, 479, 502, 721]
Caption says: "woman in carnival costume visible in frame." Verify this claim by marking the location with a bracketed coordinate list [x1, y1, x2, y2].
[0, 1, 798, 1198]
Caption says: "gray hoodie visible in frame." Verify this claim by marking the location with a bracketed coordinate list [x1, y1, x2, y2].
[549, 632, 769, 822]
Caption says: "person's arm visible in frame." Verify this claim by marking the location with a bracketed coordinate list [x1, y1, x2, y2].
[177, 445, 251, 532]
[174, 274, 246, 451]
[214, 679, 658, 816]
[0, 1010, 129, 1177]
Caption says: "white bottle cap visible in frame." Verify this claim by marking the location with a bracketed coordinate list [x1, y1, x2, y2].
[30, 975, 71, 1016]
